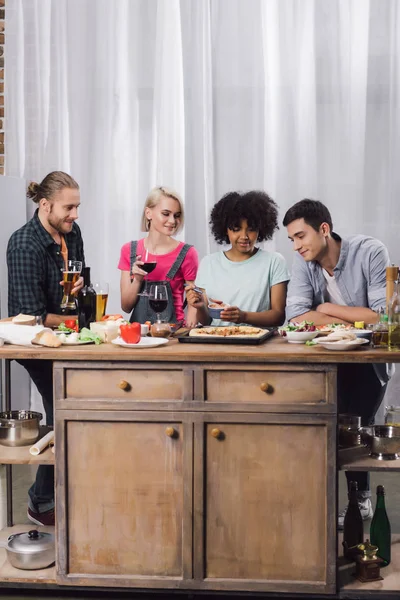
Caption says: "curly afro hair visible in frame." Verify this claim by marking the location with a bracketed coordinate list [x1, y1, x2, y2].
[210, 190, 279, 245]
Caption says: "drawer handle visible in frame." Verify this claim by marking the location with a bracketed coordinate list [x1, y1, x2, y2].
[260, 381, 273, 394]
[211, 428, 222, 439]
[165, 427, 177, 438]
[118, 379, 130, 391]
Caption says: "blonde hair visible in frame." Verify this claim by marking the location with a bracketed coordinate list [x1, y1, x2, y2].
[27, 171, 79, 204]
[140, 186, 184, 233]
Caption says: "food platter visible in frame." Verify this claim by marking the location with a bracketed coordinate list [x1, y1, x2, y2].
[177, 326, 276, 345]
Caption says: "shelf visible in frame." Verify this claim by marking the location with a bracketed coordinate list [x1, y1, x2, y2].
[0, 427, 54, 465]
[0, 524, 56, 584]
[339, 446, 400, 472]
[339, 534, 400, 594]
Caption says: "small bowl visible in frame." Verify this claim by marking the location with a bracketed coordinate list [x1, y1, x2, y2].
[285, 331, 319, 344]
[140, 324, 149, 336]
[353, 330, 373, 343]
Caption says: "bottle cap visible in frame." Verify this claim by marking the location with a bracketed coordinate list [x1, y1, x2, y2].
[349, 481, 359, 491]
[377, 485, 385, 495]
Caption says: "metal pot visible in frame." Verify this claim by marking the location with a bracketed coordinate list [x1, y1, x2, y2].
[0, 411, 42, 447]
[5, 529, 55, 570]
[363, 425, 400, 460]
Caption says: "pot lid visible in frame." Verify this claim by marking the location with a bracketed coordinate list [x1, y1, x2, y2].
[7, 529, 55, 554]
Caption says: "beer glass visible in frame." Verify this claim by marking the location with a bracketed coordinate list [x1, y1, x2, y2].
[61, 260, 82, 311]
[93, 281, 109, 321]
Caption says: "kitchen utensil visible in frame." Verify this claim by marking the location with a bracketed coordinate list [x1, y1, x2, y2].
[362, 425, 400, 460]
[4, 529, 55, 570]
[0, 411, 42, 447]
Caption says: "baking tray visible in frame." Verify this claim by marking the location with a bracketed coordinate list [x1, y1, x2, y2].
[177, 327, 277, 345]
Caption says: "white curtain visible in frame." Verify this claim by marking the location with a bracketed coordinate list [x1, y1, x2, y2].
[5, 0, 400, 317]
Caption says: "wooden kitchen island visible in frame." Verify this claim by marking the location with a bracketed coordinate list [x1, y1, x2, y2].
[0, 337, 399, 597]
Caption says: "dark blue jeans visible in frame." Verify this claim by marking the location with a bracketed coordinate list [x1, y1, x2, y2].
[337, 363, 388, 498]
[17, 360, 54, 513]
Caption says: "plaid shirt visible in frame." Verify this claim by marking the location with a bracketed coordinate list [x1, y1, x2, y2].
[7, 210, 85, 320]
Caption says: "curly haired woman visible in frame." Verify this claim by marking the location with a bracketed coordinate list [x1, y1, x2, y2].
[186, 190, 289, 327]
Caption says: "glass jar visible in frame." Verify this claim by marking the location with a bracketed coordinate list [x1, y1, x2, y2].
[338, 414, 362, 447]
[150, 321, 172, 339]
[384, 405, 400, 427]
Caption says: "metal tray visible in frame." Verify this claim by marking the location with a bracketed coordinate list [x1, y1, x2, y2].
[177, 327, 276, 346]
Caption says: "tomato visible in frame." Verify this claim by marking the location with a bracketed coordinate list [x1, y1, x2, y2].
[120, 322, 141, 344]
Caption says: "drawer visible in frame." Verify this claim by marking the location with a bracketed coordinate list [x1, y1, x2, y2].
[64, 368, 188, 401]
[204, 369, 327, 405]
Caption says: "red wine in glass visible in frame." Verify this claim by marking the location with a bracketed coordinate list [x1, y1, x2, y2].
[149, 299, 168, 314]
[141, 262, 157, 274]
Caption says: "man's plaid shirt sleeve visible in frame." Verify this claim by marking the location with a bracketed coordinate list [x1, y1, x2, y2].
[7, 246, 48, 319]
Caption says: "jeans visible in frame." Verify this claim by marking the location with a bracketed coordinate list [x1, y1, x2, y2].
[337, 363, 388, 499]
[17, 360, 54, 513]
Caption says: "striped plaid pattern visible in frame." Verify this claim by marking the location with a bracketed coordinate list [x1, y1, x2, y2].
[7, 210, 85, 320]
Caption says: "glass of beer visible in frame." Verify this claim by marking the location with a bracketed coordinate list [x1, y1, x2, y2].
[93, 281, 109, 321]
[61, 260, 82, 311]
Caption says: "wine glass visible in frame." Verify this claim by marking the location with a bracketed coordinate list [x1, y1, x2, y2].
[61, 260, 82, 311]
[137, 247, 157, 297]
[93, 281, 109, 321]
[148, 284, 168, 321]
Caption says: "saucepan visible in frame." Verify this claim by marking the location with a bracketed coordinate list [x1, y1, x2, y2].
[1, 529, 55, 570]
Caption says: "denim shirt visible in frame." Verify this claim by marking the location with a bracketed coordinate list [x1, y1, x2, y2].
[286, 232, 392, 382]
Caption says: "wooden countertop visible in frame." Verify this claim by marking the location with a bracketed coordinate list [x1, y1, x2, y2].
[0, 336, 399, 363]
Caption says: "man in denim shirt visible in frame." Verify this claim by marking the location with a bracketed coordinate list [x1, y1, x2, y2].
[283, 199, 391, 529]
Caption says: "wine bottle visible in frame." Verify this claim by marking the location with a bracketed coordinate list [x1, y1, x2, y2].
[77, 267, 97, 330]
[370, 485, 391, 566]
[343, 481, 364, 560]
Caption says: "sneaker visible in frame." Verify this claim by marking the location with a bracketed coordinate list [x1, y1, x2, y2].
[27, 506, 55, 527]
[338, 497, 373, 530]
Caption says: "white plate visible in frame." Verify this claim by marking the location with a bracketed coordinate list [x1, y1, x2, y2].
[61, 339, 94, 346]
[314, 338, 369, 351]
[111, 336, 169, 348]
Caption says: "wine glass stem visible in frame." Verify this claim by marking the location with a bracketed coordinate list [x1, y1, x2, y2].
[156, 313, 161, 321]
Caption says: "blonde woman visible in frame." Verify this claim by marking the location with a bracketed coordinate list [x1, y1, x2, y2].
[118, 186, 199, 325]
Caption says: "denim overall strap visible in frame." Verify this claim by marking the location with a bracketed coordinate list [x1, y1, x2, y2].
[129, 241, 138, 275]
[166, 244, 193, 280]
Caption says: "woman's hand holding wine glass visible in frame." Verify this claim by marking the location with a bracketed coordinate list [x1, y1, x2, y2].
[132, 248, 158, 296]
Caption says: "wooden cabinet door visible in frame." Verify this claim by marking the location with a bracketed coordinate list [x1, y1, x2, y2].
[194, 413, 336, 595]
[56, 411, 192, 588]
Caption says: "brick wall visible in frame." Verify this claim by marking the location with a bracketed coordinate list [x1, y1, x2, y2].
[0, 0, 4, 175]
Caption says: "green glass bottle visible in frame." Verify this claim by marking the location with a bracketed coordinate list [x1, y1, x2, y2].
[370, 485, 391, 566]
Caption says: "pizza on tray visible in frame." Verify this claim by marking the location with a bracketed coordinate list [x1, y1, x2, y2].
[189, 326, 265, 338]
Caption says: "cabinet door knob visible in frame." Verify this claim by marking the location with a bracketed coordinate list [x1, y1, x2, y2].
[118, 379, 130, 391]
[165, 427, 177, 438]
[260, 381, 273, 394]
[211, 428, 222, 439]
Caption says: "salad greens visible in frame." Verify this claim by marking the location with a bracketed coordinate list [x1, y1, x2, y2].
[279, 320, 316, 333]
[79, 328, 102, 345]
[57, 322, 76, 333]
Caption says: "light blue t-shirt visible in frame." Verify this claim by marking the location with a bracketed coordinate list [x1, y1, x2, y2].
[196, 249, 290, 326]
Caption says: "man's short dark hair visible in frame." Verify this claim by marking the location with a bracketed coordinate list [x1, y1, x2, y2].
[282, 199, 333, 232]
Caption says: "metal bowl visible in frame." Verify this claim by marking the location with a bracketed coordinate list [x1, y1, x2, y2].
[362, 425, 400, 460]
[0, 411, 42, 447]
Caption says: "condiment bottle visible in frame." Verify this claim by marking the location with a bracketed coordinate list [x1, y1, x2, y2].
[386, 265, 399, 314]
[343, 481, 364, 560]
[370, 485, 391, 566]
[388, 271, 400, 351]
[78, 267, 97, 330]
